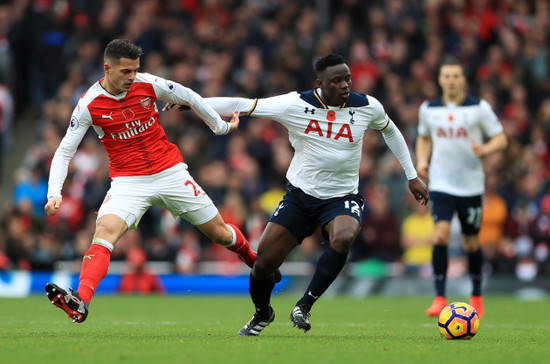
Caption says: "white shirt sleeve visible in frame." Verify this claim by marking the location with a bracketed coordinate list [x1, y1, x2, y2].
[380, 120, 418, 180]
[478, 99, 503, 137]
[47, 104, 92, 198]
[206, 93, 295, 121]
[417, 100, 430, 137]
[143, 73, 230, 135]
[205, 97, 257, 117]
[365, 96, 391, 131]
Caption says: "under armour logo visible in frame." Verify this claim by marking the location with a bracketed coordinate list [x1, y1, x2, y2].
[102, 112, 113, 120]
[349, 109, 355, 124]
[304, 107, 315, 114]
[83, 254, 95, 260]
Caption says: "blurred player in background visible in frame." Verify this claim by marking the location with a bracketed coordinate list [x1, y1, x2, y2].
[118, 247, 165, 295]
[166, 53, 429, 335]
[416, 57, 508, 318]
[44, 39, 259, 323]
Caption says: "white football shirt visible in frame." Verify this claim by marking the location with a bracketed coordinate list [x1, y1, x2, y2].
[207, 89, 417, 199]
[417, 95, 503, 196]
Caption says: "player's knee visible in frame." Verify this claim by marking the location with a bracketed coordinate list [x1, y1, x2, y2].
[95, 217, 126, 241]
[251, 256, 276, 280]
[462, 236, 480, 252]
[433, 232, 449, 246]
[330, 230, 356, 253]
[95, 226, 117, 242]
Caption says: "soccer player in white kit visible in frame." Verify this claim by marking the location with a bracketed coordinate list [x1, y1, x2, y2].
[416, 57, 508, 318]
[43, 39, 259, 323]
[167, 53, 429, 335]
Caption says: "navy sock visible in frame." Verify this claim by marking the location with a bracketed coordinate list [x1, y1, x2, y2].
[296, 246, 348, 309]
[432, 245, 448, 297]
[249, 273, 275, 319]
[468, 248, 483, 296]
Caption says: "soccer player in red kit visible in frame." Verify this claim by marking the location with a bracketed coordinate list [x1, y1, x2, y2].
[44, 39, 258, 323]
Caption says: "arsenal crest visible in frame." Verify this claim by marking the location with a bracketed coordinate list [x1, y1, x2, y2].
[140, 97, 152, 109]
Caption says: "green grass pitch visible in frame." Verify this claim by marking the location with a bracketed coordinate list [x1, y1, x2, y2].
[1, 294, 548, 363]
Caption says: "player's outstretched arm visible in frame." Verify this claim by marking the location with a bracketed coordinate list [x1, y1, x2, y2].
[379, 120, 428, 205]
[145, 74, 230, 135]
[162, 104, 240, 134]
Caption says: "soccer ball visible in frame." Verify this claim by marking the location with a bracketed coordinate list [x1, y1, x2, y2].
[438, 302, 480, 340]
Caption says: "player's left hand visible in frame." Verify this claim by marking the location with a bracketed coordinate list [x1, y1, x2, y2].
[408, 177, 429, 205]
[162, 103, 190, 112]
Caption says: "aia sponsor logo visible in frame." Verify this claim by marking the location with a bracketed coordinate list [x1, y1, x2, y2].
[437, 127, 468, 138]
[304, 120, 354, 142]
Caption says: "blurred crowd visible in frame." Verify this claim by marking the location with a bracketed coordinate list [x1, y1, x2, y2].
[0, 0, 549, 282]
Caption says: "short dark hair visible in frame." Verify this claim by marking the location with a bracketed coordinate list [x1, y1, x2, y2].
[440, 55, 462, 68]
[104, 39, 143, 63]
[315, 53, 345, 74]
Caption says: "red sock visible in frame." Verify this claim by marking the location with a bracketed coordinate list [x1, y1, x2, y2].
[78, 243, 112, 302]
[225, 223, 257, 267]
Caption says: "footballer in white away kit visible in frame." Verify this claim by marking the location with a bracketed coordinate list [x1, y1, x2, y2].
[416, 57, 507, 318]
[169, 53, 429, 335]
[43, 39, 259, 323]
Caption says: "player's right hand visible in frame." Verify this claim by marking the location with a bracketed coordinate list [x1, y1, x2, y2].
[44, 197, 62, 216]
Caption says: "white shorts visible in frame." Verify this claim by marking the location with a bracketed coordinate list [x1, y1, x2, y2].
[97, 163, 218, 230]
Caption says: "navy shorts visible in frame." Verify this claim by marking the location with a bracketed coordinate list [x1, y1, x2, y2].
[429, 191, 483, 235]
[268, 184, 364, 243]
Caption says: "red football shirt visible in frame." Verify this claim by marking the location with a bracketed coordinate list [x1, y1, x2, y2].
[85, 80, 182, 176]
[47, 72, 229, 197]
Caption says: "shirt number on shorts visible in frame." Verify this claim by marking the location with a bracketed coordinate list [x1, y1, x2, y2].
[185, 179, 205, 197]
[344, 200, 361, 217]
[466, 207, 482, 229]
